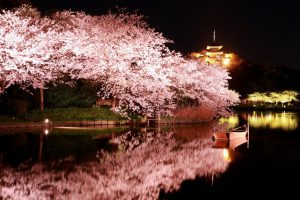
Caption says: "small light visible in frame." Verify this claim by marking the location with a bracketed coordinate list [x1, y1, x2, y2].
[44, 129, 49, 135]
[45, 119, 49, 123]
[222, 58, 230, 66]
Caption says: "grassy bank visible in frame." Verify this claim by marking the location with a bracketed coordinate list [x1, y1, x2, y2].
[0, 107, 126, 124]
[0, 106, 218, 125]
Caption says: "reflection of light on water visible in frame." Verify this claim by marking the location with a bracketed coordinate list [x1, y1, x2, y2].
[44, 129, 49, 135]
[245, 112, 298, 131]
[219, 115, 239, 129]
[1, 129, 229, 200]
[223, 149, 231, 162]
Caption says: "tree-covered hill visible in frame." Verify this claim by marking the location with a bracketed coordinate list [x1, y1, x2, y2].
[228, 61, 300, 98]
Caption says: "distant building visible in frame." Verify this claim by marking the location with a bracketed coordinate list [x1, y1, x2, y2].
[190, 30, 241, 68]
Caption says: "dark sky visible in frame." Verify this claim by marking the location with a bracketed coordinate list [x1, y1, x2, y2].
[29, 0, 300, 70]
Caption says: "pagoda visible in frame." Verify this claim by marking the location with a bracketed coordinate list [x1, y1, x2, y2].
[191, 30, 238, 67]
[205, 30, 224, 64]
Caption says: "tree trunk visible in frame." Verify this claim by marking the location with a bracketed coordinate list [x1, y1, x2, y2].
[156, 114, 161, 124]
[112, 98, 117, 108]
[40, 88, 44, 112]
[156, 114, 161, 133]
[140, 115, 147, 125]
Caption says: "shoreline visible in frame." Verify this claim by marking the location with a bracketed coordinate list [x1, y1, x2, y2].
[234, 105, 300, 111]
[0, 119, 211, 129]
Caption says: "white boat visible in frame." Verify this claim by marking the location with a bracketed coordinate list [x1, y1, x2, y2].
[212, 123, 249, 141]
[213, 136, 248, 149]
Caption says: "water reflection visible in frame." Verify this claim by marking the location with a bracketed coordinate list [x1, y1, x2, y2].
[38, 128, 52, 162]
[242, 111, 298, 130]
[223, 149, 231, 162]
[0, 125, 229, 200]
[212, 121, 250, 164]
[219, 115, 239, 129]
[0, 127, 126, 166]
[213, 134, 249, 163]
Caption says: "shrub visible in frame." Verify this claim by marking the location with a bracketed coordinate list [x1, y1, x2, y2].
[174, 105, 215, 122]
[45, 80, 98, 108]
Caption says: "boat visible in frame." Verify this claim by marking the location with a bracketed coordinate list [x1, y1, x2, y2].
[212, 123, 249, 142]
[212, 136, 248, 149]
[212, 123, 250, 160]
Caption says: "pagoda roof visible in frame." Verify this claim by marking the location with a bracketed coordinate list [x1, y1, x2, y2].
[208, 41, 222, 47]
[206, 44, 223, 51]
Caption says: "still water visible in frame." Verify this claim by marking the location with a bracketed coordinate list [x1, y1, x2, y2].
[0, 111, 299, 199]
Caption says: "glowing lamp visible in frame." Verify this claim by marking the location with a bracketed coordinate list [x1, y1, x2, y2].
[222, 58, 230, 66]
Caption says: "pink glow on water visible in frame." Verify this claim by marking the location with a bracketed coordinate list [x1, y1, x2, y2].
[0, 128, 228, 199]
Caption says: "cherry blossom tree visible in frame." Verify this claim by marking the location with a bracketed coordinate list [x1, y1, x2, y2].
[0, 6, 65, 111]
[0, 6, 239, 116]
[65, 12, 239, 117]
[0, 6, 96, 111]
[170, 59, 240, 116]
[51, 11, 179, 117]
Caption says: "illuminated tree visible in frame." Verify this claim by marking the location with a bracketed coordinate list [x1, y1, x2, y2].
[0, 6, 95, 111]
[247, 91, 299, 106]
[171, 59, 239, 116]
[0, 6, 239, 116]
[247, 92, 262, 102]
[280, 90, 299, 104]
[269, 92, 280, 104]
[64, 11, 239, 117]
[0, 6, 58, 110]
[52, 11, 177, 116]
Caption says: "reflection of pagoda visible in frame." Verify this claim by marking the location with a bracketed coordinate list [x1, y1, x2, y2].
[191, 30, 240, 67]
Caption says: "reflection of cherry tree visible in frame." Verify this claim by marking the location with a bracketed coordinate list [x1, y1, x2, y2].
[0, 129, 228, 200]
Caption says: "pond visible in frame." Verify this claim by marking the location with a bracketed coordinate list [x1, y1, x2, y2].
[0, 111, 299, 199]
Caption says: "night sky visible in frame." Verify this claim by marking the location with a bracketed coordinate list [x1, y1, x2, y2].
[27, 0, 300, 70]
